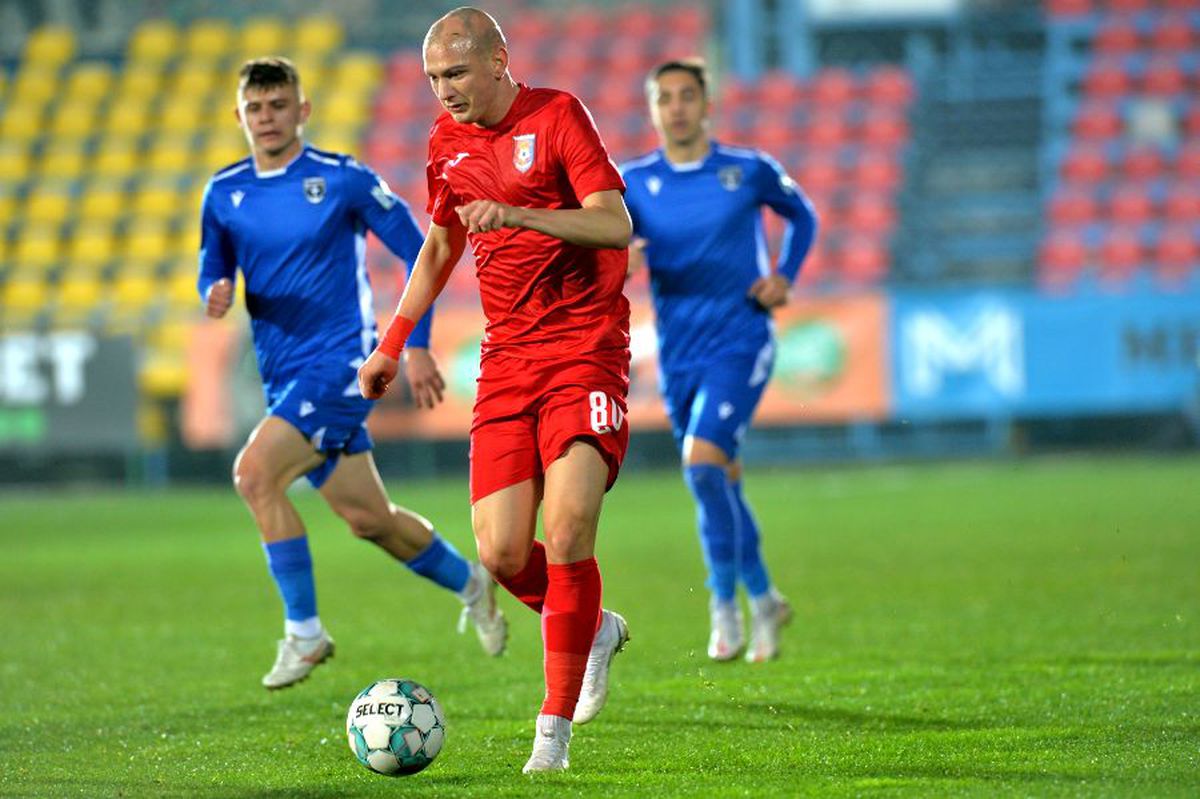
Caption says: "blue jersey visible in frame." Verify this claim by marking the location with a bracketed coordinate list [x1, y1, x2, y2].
[620, 142, 817, 373]
[198, 144, 431, 395]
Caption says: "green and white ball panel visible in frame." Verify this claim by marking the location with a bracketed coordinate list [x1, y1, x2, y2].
[346, 678, 446, 777]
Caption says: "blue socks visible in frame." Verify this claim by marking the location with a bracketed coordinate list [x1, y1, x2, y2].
[683, 464, 739, 602]
[405, 534, 471, 594]
[263, 536, 319, 635]
[730, 479, 771, 597]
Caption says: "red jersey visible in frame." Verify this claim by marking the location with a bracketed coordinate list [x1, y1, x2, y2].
[426, 85, 630, 361]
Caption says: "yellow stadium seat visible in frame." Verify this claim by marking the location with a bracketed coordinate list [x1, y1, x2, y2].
[174, 224, 201, 258]
[104, 98, 151, 137]
[128, 19, 178, 64]
[64, 62, 113, 101]
[132, 182, 183, 221]
[0, 143, 32, 182]
[13, 225, 62, 269]
[116, 70, 162, 103]
[332, 52, 382, 90]
[2, 274, 50, 313]
[149, 139, 197, 176]
[23, 186, 74, 225]
[316, 129, 360, 158]
[78, 182, 127, 223]
[295, 16, 344, 56]
[0, 193, 14, 226]
[90, 143, 140, 179]
[23, 26, 76, 66]
[67, 221, 118, 267]
[37, 142, 88, 180]
[111, 269, 160, 311]
[11, 65, 59, 106]
[323, 94, 368, 127]
[171, 60, 220, 98]
[0, 103, 44, 143]
[290, 56, 326, 91]
[239, 17, 287, 56]
[48, 99, 99, 141]
[158, 98, 205, 136]
[123, 221, 172, 262]
[56, 274, 104, 311]
[186, 19, 235, 61]
[203, 133, 247, 171]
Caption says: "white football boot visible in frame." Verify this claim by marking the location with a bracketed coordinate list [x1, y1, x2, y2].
[573, 609, 630, 724]
[261, 630, 335, 689]
[522, 714, 572, 773]
[745, 590, 793, 663]
[458, 562, 508, 656]
[707, 600, 745, 661]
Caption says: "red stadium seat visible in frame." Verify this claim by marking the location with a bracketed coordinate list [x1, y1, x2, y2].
[1039, 231, 1087, 282]
[1164, 184, 1200, 221]
[506, 12, 557, 50]
[720, 79, 756, 111]
[1141, 58, 1187, 96]
[1093, 20, 1141, 54]
[863, 66, 914, 107]
[1099, 228, 1144, 282]
[613, 7, 658, 39]
[810, 68, 857, 106]
[845, 194, 897, 235]
[1154, 227, 1199, 283]
[1107, 184, 1155, 225]
[670, 4, 708, 39]
[758, 70, 805, 106]
[1083, 58, 1132, 98]
[839, 235, 889, 284]
[1060, 145, 1109, 184]
[1045, 0, 1092, 15]
[1049, 189, 1099, 227]
[1121, 146, 1165, 180]
[805, 112, 848, 149]
[561, 7, 607, 43]
[860, 109, 910, 149]
[797, 159, 841, 194]
[1072, 101, 1122, 140]
[1183, 105, 1200, 139]
[1149, 16, 1195, 52]
[851, 152, 903, 192]
[1177, 143, 1200, 179]
[1108, 0, 1150, 11]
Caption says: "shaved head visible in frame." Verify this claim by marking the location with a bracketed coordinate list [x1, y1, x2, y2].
[424, 6, 506, 57]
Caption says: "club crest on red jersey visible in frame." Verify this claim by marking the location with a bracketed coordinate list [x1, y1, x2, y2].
[513, 134, 536, 173]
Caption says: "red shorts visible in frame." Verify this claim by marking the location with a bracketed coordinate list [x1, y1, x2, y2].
[469, 351, 630, 503]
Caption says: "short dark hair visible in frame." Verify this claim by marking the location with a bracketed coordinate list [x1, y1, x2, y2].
[646, 58, 709, 98]
[238, 56, 301, 94]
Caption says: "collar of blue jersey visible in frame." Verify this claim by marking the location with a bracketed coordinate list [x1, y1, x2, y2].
[659, 139, 717, 173]
[254, 143, 309, 179]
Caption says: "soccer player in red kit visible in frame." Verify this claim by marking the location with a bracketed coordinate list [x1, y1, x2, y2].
[358, 7, 631, 773]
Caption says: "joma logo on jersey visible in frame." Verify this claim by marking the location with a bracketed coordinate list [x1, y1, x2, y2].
[303, 177, 326, 204]
[513, 134, 536, 173]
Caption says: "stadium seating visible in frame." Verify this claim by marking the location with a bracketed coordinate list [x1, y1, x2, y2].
[0, 15, 374, 402]
[1042, 2, 1200, 288]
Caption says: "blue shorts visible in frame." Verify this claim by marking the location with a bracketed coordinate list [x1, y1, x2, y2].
[660, 344, 775, 460]
[265, 366, 374, 489]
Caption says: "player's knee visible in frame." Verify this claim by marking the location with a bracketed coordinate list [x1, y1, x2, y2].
[477, 544, 527, 581]
[335, 504, 388, 542]
[542, 501, 597, 559]
[233, 454, 275, 507]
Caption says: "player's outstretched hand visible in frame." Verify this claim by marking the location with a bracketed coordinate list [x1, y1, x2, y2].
[456, 200, 519, 234]
[205, 278, 234, 318]
[358, 349, 399, 400]
[748, 274, 792, 310]
[403, 347, 447, 409]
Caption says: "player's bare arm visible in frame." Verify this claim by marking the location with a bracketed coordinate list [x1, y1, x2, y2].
[402, 348, 447, 409]
[205, 278, 234, 318]
[748, 274, 792, 309]
[359, 221, 467, 400]
[455, 189, 632, 249]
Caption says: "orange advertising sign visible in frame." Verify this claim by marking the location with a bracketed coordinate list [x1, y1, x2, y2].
[368, 293, 890, 441]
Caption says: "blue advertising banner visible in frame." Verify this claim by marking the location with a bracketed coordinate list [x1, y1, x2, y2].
[890, 286, 1200, 418]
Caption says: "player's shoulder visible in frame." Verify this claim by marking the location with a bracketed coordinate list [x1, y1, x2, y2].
[714, 142, 790, 175]
[209, 156, 253, 185]
[618, 150, 664, 178]
[301, 144, 360, 172]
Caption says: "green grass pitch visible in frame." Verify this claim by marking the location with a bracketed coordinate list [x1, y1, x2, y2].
[2, 455, 1197, 797]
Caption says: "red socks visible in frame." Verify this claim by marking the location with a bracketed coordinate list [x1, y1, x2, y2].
[494, 540, 549, 613]
[540, 558, 603, 719]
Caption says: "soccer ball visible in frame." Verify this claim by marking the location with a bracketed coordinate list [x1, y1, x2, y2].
[346, 678, 446, 776]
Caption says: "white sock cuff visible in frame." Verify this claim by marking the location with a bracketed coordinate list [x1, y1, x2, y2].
[285, 616, 322, 639]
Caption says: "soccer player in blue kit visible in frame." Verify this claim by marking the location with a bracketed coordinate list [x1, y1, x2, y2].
[198, 58, 506, 689]
[621, 59, 817, 662]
